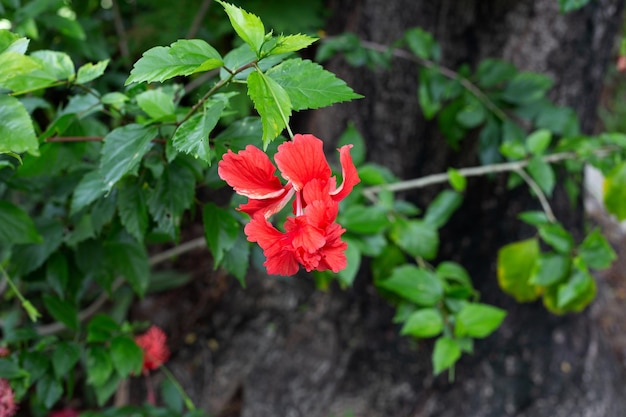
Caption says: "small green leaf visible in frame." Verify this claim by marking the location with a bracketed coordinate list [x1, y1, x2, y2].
[110, 335, 143, 378]
[578, 228, 616, 270]
[36, 373, 63, 409]
[99, 124, 157, 191]
[502, 72, 553, 105]
[527, 156, 555, 197]
[436, 261, 472, 288]
[603, 161, 626, 221]
[538, 223, 574, 254]
[87, 314, 120, 343]
[218, 0, 265, 54]
[455, 98, 485, 129]
[432, 337, 461, 375]
[270, 34, 318, 55]
[0, 95, 39, 155]
[70, 170, 106, 215]
[52, 341, 80, 378]
[558, 0, 590, 13]
[86, 345, 113, 387]
[454, 303, 506, 338]
[126, 39, 223, 85]
[423, 190, 463, 228]
[405, 27, 438, 60]
[528, 253, 570, 286]
[42, 294, 78, 331]
[172, 97, 226, 162]
[340, 204, 389, 234]
[517, 210, 550, 226]
[267, 58, 362, 111]
[76, 59, 109, 84]
[0, 200, 42, 244]
[136, 89, 175, 121]
[203, 203, 240, 268]
[116, 181, 148, 242]
[525, 129, 552, 155]
[497, 238, 540, 302]
[556, 261, 596, 311]
[401, 308, 443, 338]
[475, 58, 517, 88]
[447, 168, 467, 192]
[378, 265, 444, 306]
[105, 241, 150, 297]
[247, 69, 292, 147]
[337, 236, 361, 287]
[390, 219, 439, 260]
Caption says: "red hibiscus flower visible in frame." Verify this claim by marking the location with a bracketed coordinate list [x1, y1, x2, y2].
[218, 134, 360, 276]
[134, 325, 170, 373]
[0, 378, 17, 417]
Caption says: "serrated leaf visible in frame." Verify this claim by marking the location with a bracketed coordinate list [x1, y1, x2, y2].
[203, 202, 239, 268]
[497, 238, 540, 302]
[218, 0, 265, 54]
[0, 31, 29, 54]
[42, 294, 78, 331]
[424, 190, 462, 228]
[454, 303, 506, 338]
[116, 180, 148, 242]
[0, 200, 42, 244]
[271, 34, 318, 55]
[527, 156, 555, 197]
[267, 58, 362, 111]
[502, 72, 553, 105]
[110, 335, 143, 378]
[247, 69, 292, 147]
[10, 218, 64, 278]
[432, 337, 461, 375]
[126, 39, 223, 85]
[76, 59, 109, 84]
[526, 129, 552, 155]
[475, 58, 517, 88]
[401, 308, 443, 338]
[52, 341, 80, 378]
[86, 345, 113, 387]
[99, 124, 157, 191]
[36, 373, 63, 409]
[105, 241, 150, 297]
[0, 95, 39, 155]
[172, 98, 226, 162]
[578, 229, 616, 270]
[136, 89, 176, 121]
[390, 219, 439, 260]
[0, 51, 41, 84]
[378, 265, 444, 306]
[70, 170, 106, 215]
[340, 204, 389, 234]
[603, 161, 626, 220]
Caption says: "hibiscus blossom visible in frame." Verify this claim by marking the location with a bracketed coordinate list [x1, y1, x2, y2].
[218, 134, 360, 276]
[134, 325, 170, 373]
[0, 379, 17, 417]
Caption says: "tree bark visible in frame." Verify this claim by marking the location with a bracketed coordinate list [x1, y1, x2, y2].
[162, 1, 626, 416]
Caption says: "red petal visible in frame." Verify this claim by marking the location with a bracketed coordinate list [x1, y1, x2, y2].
[238, 186, 295, 219]
[218, 146, 285, 199]
[244, 216, 300, 276]
[275, 134, 331, 191]
[330, 144, 360, 201]
[285, 216, 326, 252]
[317, 223, 348, 272]
[264, 249, 300, 276]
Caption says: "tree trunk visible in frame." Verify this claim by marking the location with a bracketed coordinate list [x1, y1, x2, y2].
[161, 1, 626, 416]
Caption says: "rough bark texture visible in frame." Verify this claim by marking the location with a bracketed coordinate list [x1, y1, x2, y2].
[146, 1, 626, 416]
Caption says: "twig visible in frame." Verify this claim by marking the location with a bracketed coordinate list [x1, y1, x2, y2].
[362, 147, 618, 202]
[186, 0, 213, 39]
[515, 167, 556, 222]
[35, 237, 207, 336]
[112, 0, 130, 59]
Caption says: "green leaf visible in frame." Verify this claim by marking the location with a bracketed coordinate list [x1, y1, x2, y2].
[0, 358, 26, 379]
[203, 203, 240, 268]
[502, 72, 553, 105]
[556, 261, 596, 311]
[0, 31, 29, 54]
[136, 89, 176, 121]
[405, 27, 438, 60]
[87, 314, 120, 343]
[0, 95, 39, 155]
[10, 218, 64, 277]
[340, 204, 389, 234]
[42, 294, 78, 331]
[46, 253, 68, 297]
[527, 156, 555, 197]
[218, 0, 265, 54]
[267, 58, 362, 111]
[337, 236, 361, 287]
[110, 335, 143, 378]
[497, 238, 540, 302]
[558, 0, 590, 13]
[517, 210, 550, 226]
[378, 265, 444, 306]
[161, 376, 184, 413]
[172, 97, 226, 163]
[270, 34, 318, 55]
[525, 129, 552, 155]
[86, 345, 113, 387]
[0, 200, 42, 244]
[70, 170, 106, 215]
[436, 261, 472, 288]
[475, 58, 516, 88]
[401, 308, 443, 338]
[221, 230, 250, 287]
[147, 160, 195, 237]
[528, 253, 570, 286]
[247, 69, 292, 148]
[538, 223, 574, 254]
[0, 51, 41, 84]
[455, 97, 485, 129]
[447, 168, 467, 192]
[454, 303, 506, 338]
[52, 341, 80, 378]
[36, 373, 63, 409]
[126, 39, 223, 85]
[117, 180, 149, 242]
[105, 241, 150, 297]
[76, 59, 109, 84]
[604, 161, 626, 220]
[578, 228, 616, 270]
[99, 124, 157, 191]
[423, 190, 463, 228]
[390, 219, 439, 260]
[94, 373, 121, 406]
[432, 337, 461, 375]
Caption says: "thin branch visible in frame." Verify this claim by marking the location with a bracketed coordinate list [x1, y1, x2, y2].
[362, 146, 618, 202]
[112, 0, 130, 59]
[515, 167, 556, 222]
[183, 69, 220, 95]
[186, 0, 213, 39]
[35, 237, 207, 336]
